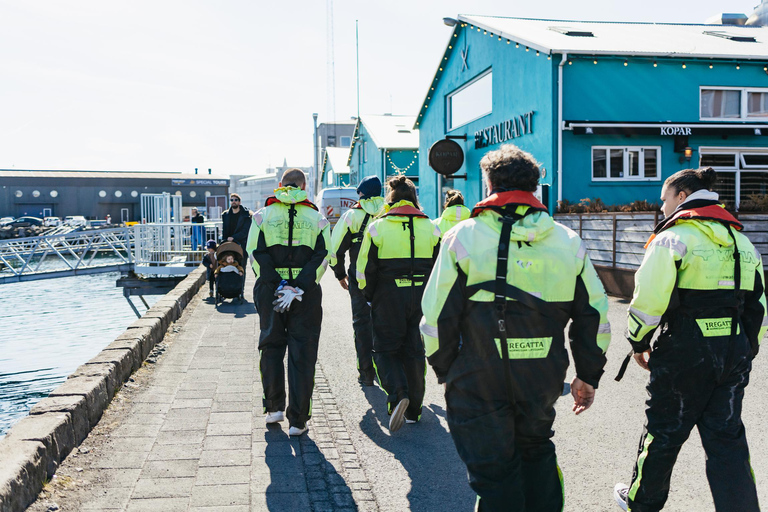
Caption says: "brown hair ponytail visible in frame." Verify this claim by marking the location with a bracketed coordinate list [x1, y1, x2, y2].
[664, 167, 718, 195]
[444, 189, 464, 208]
[386, 175, 420, 209]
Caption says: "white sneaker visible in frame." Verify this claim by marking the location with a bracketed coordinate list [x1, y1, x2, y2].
[389, 398, 410, 432]
[614, 483, 629, 511]
[288, 424, 308, 436]
[265, 411, 285, 424]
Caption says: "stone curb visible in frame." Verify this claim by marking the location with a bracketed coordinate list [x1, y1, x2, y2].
[0, 267, 206, 512]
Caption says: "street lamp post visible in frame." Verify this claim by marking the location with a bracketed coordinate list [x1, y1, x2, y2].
[312, 113, 319, 198]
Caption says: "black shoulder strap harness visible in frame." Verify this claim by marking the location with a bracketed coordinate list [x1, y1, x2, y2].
[287, 204, 297, 282]
[350, 213, 371, 244]
[615, 216, 743, 382]
[465, 208, 570, 406]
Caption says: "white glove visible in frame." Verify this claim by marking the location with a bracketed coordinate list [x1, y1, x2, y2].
[272, 287, 304, 312]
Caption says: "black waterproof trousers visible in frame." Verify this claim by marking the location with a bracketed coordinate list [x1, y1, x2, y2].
[628, 317, 758, 512]
[445, 305, 569, 512]
[254, 282, 322, 428]
[348, 276, 374, 378]
[371, 280, 426, 421]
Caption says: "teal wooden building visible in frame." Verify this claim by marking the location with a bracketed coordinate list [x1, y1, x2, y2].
[416, 16, 768, 217]
[348, 115, 420, 188]
[321, 147, 352, 188]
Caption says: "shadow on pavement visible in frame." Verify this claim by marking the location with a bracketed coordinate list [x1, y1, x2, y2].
[261, 424, 357, 511]
[212, 297, 256, 319]
[359, 385, 474, 511]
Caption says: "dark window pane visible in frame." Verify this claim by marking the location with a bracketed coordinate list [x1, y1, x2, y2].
[742, 154, 768, 167]
[644, 149, 657, 177]
[700, 154, 737, 167]
[712, 172, 736, 209]
[741, 172, 768, 198]
[747, 92, 768, 118]
[610, 149, 624, 178]
[592, 148, 606, 178]
[628, 150, 640, 176]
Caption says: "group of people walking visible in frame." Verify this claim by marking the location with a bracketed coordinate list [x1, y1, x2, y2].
[229, 144, 765, 511]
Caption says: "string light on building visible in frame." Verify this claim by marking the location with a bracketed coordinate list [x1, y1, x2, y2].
[386, 152, 418, 174]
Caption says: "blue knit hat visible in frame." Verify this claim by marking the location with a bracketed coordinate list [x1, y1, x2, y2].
[206, 240, 217, 249]
[356, 176, 382, 199]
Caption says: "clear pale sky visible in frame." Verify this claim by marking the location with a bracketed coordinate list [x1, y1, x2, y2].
[0, 0, 758, 177]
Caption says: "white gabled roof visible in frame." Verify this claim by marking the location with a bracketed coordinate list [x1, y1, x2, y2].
[360, 115, 419, 149]
[459, 15, 768, 59]
[324, 147, 351, 175]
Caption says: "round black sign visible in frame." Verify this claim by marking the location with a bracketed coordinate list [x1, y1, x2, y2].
[428, 139, 464, 176]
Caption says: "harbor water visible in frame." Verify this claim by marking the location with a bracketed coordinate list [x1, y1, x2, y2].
[0, 272, 159, 437]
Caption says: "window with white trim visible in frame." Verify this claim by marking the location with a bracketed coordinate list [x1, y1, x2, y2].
[591, 146, 660, 180]
[700, 87, 768, 120]
[447, 70, 492, 131]
[700, 148, 768, 209]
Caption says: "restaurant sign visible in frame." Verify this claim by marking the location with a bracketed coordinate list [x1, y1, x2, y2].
[475, 111, 535, 149]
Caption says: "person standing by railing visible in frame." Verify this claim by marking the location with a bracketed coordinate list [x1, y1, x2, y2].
[190, 207, 205, 251]
[221, 193, 250, 301]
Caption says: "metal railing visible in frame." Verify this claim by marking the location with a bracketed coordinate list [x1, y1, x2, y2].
[0, 227, 134, 283]
[0, 221, 225, 283]
[133, 222, 223, 275]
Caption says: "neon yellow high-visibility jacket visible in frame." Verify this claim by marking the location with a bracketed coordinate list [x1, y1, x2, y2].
[329, 196, 385, 281]
[627, 203, 767, 354]
[356, 200, 441, 300]
[420, 191, 611, 386]
[432, 204, 471, 236]
[245, 186, 331, 292]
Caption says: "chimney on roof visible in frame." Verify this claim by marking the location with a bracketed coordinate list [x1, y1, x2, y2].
[195, 168, 198, 174]
[208, 168, 212, 175]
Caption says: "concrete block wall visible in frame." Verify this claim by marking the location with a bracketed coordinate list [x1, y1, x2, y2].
[0, 267, 206, 512]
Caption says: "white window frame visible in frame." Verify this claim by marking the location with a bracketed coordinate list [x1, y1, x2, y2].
[699, 86, 768, 121]
[591, 146, 662, 181]
[446, 69, 492, 131]
[699, 147, 768, 209]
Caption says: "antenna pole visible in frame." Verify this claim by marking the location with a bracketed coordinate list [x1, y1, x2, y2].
[356, 19, 360, 119]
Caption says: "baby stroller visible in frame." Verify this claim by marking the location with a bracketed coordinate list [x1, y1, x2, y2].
[215, 241, 245, 307]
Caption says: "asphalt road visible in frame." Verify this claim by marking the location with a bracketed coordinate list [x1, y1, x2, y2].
[316, 272, 768, 511]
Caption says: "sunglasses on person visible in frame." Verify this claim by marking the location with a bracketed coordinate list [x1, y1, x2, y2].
[230, 198, 240, 202]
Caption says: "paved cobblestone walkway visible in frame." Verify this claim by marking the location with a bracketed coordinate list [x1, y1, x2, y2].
[29, 281, 378, 512]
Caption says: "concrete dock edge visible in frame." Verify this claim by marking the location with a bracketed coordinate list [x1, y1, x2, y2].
[0, 267, 207, 512]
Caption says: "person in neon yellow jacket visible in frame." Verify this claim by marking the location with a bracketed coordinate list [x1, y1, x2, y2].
[329, 176, 386, 386]
[356, 175, 441, 432]
[433, 189, 471, 235]
[245, 169, 331, 437]
[614, 167, 766, 512]
[420, 145, 610, 511]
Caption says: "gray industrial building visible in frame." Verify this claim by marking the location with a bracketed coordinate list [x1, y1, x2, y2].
[0, 170, 229, 222]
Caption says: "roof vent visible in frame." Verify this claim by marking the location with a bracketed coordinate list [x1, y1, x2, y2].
[704, 30, 757, 42]
[549, 26, 594, 37]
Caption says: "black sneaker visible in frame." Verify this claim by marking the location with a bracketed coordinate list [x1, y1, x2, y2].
[357, 369, 376, 386]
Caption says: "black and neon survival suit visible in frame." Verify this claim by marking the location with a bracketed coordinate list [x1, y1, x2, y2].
[356, 200, 441, 421]
[623, 198, 766, 512]
[420, 190, 610, 511]
[329, 196, 386, 380]
[245, 186, 331, 429]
